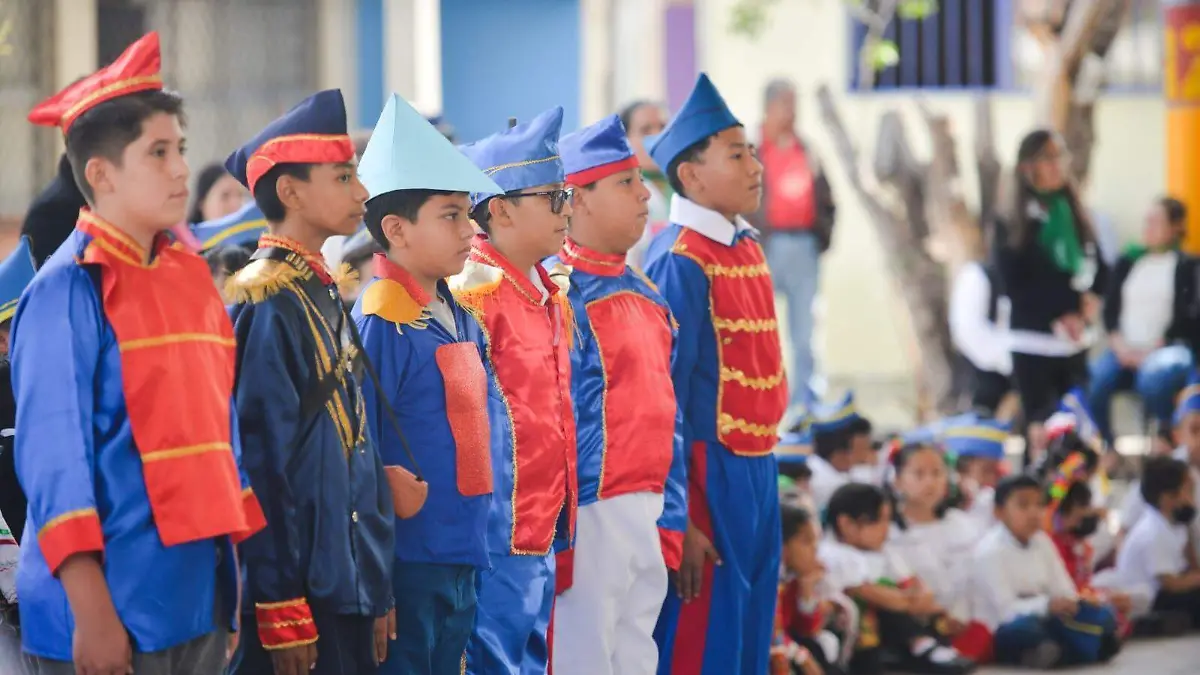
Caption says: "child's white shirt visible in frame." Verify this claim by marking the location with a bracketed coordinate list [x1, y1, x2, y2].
[807, 455, 851, 510]
[818, 538, 912, 592]
[1112, 506, 1189, 598]
[968, 525, 1078, 629]
[1118, 448, 1200, 554]
[888, 508, 978, 620]
[0, 510, 17, 604]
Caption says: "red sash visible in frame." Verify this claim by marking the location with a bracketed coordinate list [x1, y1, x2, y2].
[77, 211, 264, 546]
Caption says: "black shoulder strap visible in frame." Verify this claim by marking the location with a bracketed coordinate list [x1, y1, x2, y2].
[247, 247, 424, 481]
[981, 262, 1001, 323]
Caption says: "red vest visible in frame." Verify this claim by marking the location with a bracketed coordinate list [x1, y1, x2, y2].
[760, 136, 816, 230]
[672, 229, 787, 455]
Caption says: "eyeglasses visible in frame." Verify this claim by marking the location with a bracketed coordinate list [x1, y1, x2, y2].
[507, 188, 574, 215]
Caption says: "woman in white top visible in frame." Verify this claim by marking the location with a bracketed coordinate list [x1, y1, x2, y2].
[1087, 197, 1197, 445]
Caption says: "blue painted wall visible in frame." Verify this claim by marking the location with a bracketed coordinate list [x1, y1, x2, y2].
[440, 0, 581, 144]
[356, 0, 385, 130]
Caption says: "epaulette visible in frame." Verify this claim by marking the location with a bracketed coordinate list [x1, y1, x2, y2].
[332, 262, 360, 299]
[546, 261, 572, 295]
[629, 265, 661, 295]
[226, 258, 305, 304]
[361, 278, 427, 327]
[447, 260, 504, 312]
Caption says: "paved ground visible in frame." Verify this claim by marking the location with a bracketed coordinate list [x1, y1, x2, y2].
[981, 637, 1200, 674]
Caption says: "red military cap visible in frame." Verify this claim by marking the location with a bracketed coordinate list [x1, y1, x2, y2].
[28, 32, 163, 132]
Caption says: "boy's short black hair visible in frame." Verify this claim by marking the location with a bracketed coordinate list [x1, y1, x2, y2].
[813, 427, 853, 461]
[65, 89, 187, 203]
[848, 416, 873, 437]
[364, 189, 459, 251]
[778, 460, 812, 483]
[781, 503, 813, 542]
[470, 191, 525, 234]
[666, 137, 712, 199]
[1140, 456, 1190, 509]
[203, 244, 253, 277]
[825, 482, 886, 537]
[253, 164, 314, 222]
[994, 473, 1042, 508]
[1160, 196, 1188, 228]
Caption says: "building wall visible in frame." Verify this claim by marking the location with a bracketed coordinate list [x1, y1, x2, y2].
[698, 0, 1166, 418]
[438, 0, 582, 143]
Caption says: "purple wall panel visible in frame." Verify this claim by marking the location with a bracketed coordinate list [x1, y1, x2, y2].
[665, 3, 697, 112]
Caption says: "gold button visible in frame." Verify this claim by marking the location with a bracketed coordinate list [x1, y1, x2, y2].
[351, 511, 359, 523]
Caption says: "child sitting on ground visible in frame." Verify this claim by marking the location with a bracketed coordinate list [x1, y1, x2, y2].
[970, 474, 1121, 669]
[773, 504, 844, 675]
[808, 393, 870, 509]
[1111, 456, 1200, 632]
[886, 442, 992, 662]
[819, 483, 975, 675]
[942, 417, 1009, 532]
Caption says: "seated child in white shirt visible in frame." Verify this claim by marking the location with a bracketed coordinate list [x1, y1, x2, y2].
[818, 483, 974, 675]
[773, 503, 844, 675]
[942, 418, 1008, 533]
[807, 393, 868, 510]
[886, 442, 993, 662]
[1113, 456, 1200, 631]
[970, 475, 1120, 669]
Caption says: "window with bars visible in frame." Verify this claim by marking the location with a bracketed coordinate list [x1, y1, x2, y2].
[850, 0, 1163, 92]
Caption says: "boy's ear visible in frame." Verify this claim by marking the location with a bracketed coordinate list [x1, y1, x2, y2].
[276, 173, 303, 213]
[488, 196, 511, 229]
[677, 160, 701, 196]
[84, 156, 114, 198]
[380, 214, 407, 249]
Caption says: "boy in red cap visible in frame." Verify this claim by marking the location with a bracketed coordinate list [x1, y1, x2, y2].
[547, 113, 686, 673]
[13, 32, 265, 674]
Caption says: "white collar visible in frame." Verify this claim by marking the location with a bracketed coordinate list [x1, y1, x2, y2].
[669, 194, 756, 246]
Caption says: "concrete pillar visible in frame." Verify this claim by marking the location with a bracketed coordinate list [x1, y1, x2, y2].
[319, 0, 356, 124]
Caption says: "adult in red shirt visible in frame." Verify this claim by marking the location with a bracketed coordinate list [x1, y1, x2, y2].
[753, 80, 835, 409]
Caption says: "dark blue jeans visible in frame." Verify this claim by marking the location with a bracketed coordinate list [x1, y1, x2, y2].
[1087, 345, 1194, 443]
[993, 604, 1119, 666]
[381, 562, 476, 675]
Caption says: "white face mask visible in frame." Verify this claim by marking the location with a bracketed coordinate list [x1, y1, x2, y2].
[849, 464, 879, 485]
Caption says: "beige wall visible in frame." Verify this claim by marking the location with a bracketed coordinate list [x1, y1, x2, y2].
[698, 0, 1166, 421]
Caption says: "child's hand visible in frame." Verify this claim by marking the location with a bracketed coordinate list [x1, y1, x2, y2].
[677, 522, 721, 602]
[1107, 591, 1133, 615]
[1049, 596, 1079, 617]
[909, 590, 941, 616]
[373, 608, 396, 665]
[72, 611, 132, 675]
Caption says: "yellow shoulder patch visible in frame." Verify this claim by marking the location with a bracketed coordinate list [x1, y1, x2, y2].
[447, 260, 503, 311]
[629, 265, 661, 295]
[361, 278, 426, 325]
[226, 258, 304, 304]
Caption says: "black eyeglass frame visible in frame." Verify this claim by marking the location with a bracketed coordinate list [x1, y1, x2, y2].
[504, 188, 574, 215]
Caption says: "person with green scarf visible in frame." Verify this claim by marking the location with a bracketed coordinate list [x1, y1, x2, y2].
[1087, 196, 1198, 444]
[997, 130, 1108, 465]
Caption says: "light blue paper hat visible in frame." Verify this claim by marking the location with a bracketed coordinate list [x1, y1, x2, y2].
[647, 73, 740, 171]
[190, 201, 266, 252]
[1174, 373, 1200, 426]
[458, 106, 565, 209]
[809, 391, 860, 435]
[0, 236, 35, 323]
[359, 93, 502, 201]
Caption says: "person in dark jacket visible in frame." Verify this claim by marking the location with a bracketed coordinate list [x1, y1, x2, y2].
[1087, 197, 1198, 444]
[997, 129, 1107, 462]
[19, 154, 87, 268]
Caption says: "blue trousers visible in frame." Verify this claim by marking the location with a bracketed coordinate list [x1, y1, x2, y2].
[765, 231, 821, 407]
[655, 442, 782, 675]
[230, 610, 376, 675]
[993, 604, 1119, 666]
[379, 561, 476, 675]
[1087, 344, 1194, 443]
[466, 552, 555, 675]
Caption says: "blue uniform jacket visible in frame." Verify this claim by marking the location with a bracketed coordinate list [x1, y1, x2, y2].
[547, 245, 687, 565]
[12, 231, 245, 660]
[228, 254, 394, 622]
[353, 269, 494, 569]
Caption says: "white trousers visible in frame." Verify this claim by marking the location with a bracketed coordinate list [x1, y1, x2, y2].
[552, 492, 668, 675]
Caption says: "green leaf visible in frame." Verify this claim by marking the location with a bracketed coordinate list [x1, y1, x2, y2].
[896, 0, 938, 20]
[865, 39, 901, 70]
[728, 0, 780, 39]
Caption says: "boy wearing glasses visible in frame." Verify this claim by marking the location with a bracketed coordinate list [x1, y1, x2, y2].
[452, 107, 578, 675]
[547, 114, 687, 674]
[645, 73, 789, 675]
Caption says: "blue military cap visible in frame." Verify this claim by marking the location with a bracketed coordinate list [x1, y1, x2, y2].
[809, 392, 860, 435]
[190, 201, 266, 252]
[647, 73, 740, 171]
[941, 417, 1010, 461]
[359, 93, 501, 201]
[560, 114, 639, 186]
[225, 89, 355, 194]
[0, 236, 35, 323]
[458, 106, 565, 209]
[1174, 373, 1200, 426]
[1054, 386, 1101, 444]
